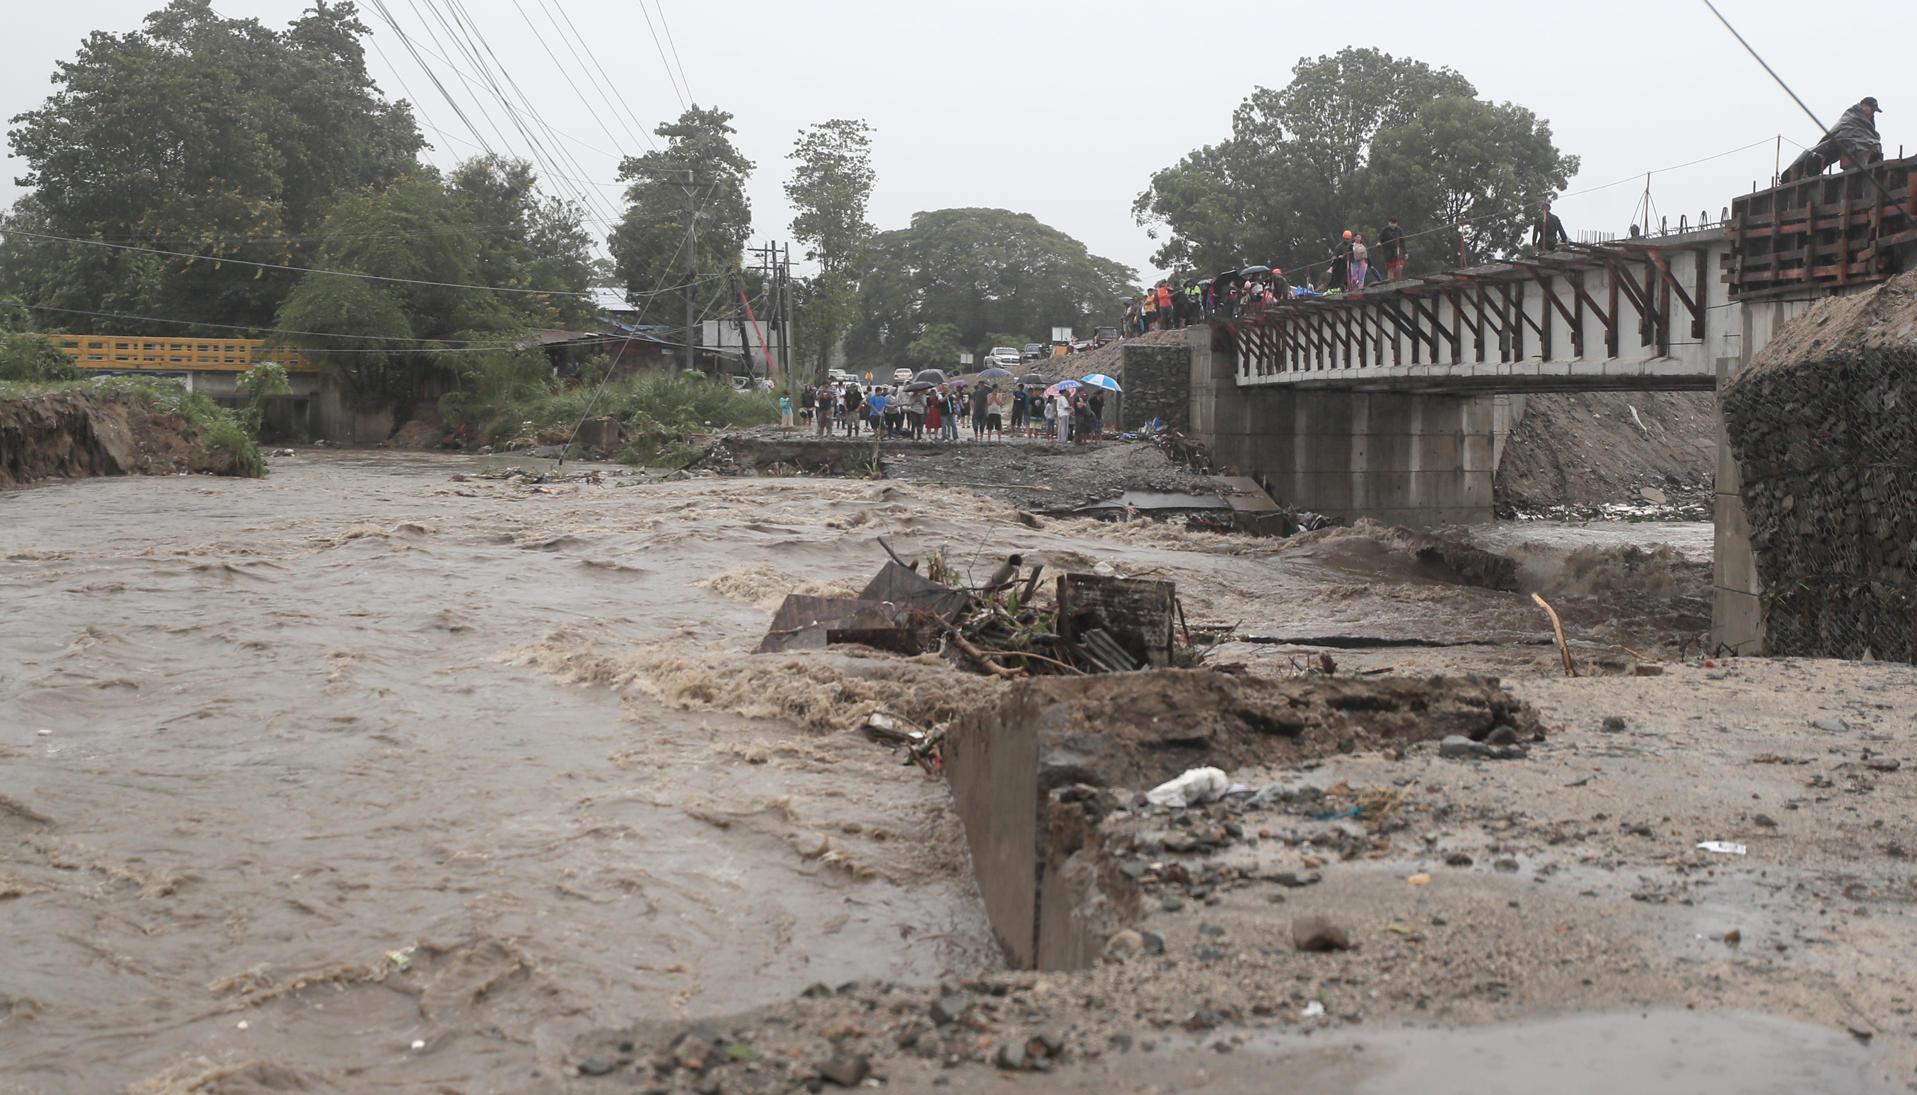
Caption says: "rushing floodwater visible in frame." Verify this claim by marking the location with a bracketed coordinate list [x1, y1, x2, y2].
[0, 451, 1720, 1091]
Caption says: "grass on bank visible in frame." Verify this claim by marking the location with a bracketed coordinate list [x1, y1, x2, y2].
[0, 375, 265, 478]
[439, 353, 780, 465]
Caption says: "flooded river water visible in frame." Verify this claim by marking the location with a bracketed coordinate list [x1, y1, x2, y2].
[1, 451, 1724, 1091]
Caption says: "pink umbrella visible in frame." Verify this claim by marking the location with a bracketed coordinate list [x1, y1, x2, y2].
[1042, 379, 1081, 398]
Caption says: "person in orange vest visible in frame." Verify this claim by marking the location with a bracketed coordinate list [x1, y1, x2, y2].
[1155, 282, 1173, 330]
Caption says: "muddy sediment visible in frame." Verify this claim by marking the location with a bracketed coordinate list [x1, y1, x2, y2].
[5, 448, 1911, 1094]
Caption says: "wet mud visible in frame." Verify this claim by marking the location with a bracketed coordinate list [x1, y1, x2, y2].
[4, 449, 1906, 1093]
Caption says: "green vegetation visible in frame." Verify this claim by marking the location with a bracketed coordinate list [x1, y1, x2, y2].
[0, 375, 264, 477]
[440, 364, 777, 466]
[235, 363, 290, 436]
[787, 119, 877, 380]
[1133, 47, 1579, 276]
[850, 209, 1136, 367]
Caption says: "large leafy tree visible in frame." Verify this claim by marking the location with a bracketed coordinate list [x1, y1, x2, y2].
[1359, 97, 1577, 270]
[609, 106, 754, 341]
[276, 173, 512, 407]
[448, 155, 596, 329]
[786, 119, 875, 379]
[849, 208, 1136, 364]
[1133, 48, 1575, 279]
[2, 0, 423, 331]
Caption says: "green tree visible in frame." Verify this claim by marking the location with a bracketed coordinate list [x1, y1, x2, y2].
[0, 294, 80, 381]
[273, 273, 415, 405]
[609, 106, 754, 347]
[2, 0, 422, 330]
[786, 119, 876, 380]
[1132, 48, 1570, 279]
[1357, 97, 1578, 268]
[904, 322, 965, 369]
[851, 209, 1135, 364]
[448, 155, 596, 329]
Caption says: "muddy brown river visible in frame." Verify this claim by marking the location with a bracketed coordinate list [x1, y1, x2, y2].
[2, 450, 1827, 1093]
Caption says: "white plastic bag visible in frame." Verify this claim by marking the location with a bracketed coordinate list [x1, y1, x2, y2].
[1145, 766, 1230, 808]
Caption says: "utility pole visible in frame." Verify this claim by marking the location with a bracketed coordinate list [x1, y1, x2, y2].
[682, 170, 698, 374]
[775, 242, 793, 404]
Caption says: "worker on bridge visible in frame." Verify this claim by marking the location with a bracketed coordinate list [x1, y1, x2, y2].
[1532, 201, 1570, 252]
[1782, 96, 1884, 182]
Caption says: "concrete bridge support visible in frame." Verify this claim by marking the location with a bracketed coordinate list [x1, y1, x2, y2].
[1188, 327, 1509, 525]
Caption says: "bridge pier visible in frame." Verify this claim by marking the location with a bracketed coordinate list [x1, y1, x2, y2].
[1186, 326, 1506, 525]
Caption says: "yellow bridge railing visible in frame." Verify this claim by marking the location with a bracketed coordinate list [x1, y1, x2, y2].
[56, 335, 324, 374]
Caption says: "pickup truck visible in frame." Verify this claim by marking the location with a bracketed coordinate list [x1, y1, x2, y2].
[1020, 343, 1042, 361]
[986, 347, 1021, 369]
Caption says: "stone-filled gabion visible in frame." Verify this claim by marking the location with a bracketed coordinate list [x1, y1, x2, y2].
[1722, 276, 1917, 662]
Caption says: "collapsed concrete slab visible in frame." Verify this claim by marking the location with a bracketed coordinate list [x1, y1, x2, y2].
[940, 670, 1538, 970]
[1721, 270, 1917, 661]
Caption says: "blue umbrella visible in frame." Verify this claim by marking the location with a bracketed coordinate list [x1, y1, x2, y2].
[1079, 372, 1122, 393]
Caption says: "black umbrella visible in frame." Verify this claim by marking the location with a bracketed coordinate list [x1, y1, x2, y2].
[912, 368, 947, 385]
[1019, 372, 1046, 386]
[903, 380, 937, 392]
[1239, 264, 1272, 278]
[978, 367, 1015, 380]
[1214, 268, 1241, 282]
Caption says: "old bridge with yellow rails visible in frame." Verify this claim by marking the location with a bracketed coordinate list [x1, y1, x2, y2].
[54, 335, 324, 374]
[1167, 155, 1917, 655]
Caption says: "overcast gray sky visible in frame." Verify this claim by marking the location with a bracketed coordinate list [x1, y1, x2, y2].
[4, 0, 1912, 284]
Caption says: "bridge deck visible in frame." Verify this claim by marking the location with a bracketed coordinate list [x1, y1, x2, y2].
[1227, 228, 1730, 394]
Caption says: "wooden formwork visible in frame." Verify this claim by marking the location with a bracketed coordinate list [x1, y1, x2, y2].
[1730, 158, 1917, 297]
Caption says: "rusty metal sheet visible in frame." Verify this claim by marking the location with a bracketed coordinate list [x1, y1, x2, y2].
[757, 594, 899, 653]
[858, 561, 969, 621]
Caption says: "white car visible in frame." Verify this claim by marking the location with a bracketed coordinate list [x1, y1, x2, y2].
[892, 368, 913, 383]
[987, 347, 1021, 368]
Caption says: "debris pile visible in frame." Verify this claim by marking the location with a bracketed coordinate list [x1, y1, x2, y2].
[756, 540, 1195, 679]
[1723, 269, 1917, 661]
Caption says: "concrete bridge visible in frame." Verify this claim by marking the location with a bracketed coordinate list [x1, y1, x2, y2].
[1163, 155, 1917, 654]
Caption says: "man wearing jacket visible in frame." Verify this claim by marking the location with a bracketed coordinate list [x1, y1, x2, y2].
[1377, 217, 1408, 281]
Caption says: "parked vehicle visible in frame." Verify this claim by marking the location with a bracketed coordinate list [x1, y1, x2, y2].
[986, 347, 1021, 368]
[1020, 343, 1042, 361]
[892, 367, 913, 384]
[1093, 326, 1120, 346]
[827, 368, 853, 384]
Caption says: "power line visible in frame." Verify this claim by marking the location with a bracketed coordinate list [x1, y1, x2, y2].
[652, 0, 695, 106]
[528, 0, 658, 155]
[542, 0, 664, 142]
[26, 303, 495, 344]
[413, 0, 620, 232]
[506, 0, 642, 161]
[438, 0, 625, 228]
[0, 226, 720, 299]
[1699, 0, 1832, 137]
[635, 0, 688, 111]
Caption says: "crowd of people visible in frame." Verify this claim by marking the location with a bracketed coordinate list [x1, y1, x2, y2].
[1120, 215, 1417, 334]
[795, 378, 1109, 444]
